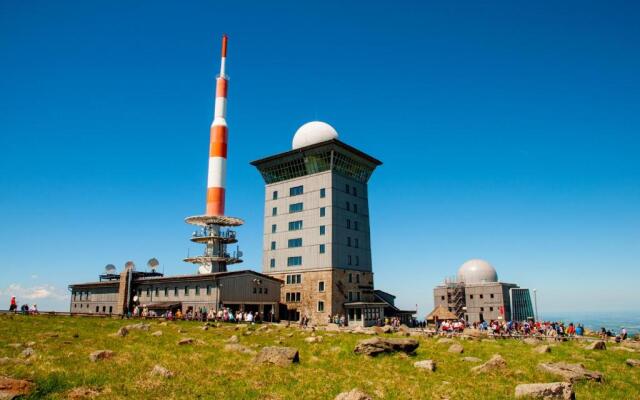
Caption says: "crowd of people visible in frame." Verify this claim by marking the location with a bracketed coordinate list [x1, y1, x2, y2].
[8, 296, 38, 315]
[127, 304, 273, 324]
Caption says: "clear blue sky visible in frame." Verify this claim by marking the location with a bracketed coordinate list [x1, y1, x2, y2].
[1, 1, 639, 316]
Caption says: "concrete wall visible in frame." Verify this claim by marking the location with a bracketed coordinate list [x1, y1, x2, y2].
[433, 283, 519, 323]
[70, 285, 119, 314]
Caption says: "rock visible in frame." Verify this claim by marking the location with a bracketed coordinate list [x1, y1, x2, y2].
[25, 342, 36, 348]
[0, 376, 35, 399]
[534, 345, 551, 354]
[524, 338, 541, 346]
[177, 338, 194, 345]
[462, 328, 485, 340]
[159, 321, 168, 326]
[353, 337, 419, 356]
[304, 336, 323, 343]
[437, 338, 454, 344]
[626, 359, 640, 367]
[462, 356, 482, 362]
[414, 359, 436, 372]
[115, 327, 128, 337]
[227, 335, 239, 343]
[20, 348, 34, 358]
[334, 389, 372, 400]
[448, 344, 464, 354]
[151, 364, 175, 378]
[253, 346, 299, 366]
[89, 350, 114, 362]
[471, 354, 507, 374]
[353, 326, 365, 334]
[201, 325, 209, 331]
[621, 341, 640, 350]
[151, 330, 163, 337]
[398, 324, 410, 333]
[286, 333, 294, 338]
[538, 362, 603, 383]
[224, 344, 256, 355]
[177, 328, 186, 334]
[126, 323, 151, 331]
[514, 382, 574, 399]
[67, 387, 100, 399]
[584, 340, 606, 350]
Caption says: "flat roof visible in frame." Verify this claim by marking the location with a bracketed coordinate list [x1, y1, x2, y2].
[250, 139, 382, 167]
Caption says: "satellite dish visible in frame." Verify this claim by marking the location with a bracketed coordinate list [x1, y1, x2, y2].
[125, 261, 135, 271]
[105, 264, 116, 274]
[198, 265, 212, 274]
[147, 258, 160, 271]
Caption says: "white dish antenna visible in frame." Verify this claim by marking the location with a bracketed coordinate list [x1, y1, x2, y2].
[147, 258, 160, 272]
[198, 265, 212, 274]
[125, 261, 136, 271]
[105, 264, 116, 274]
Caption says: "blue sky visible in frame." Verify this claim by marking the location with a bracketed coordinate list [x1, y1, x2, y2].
[1, 1, 638, 316]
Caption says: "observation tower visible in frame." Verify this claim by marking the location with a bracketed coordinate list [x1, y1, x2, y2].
[184, 35, 243, 274]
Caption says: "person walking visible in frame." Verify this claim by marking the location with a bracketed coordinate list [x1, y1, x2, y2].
[9, 296, 17, 312]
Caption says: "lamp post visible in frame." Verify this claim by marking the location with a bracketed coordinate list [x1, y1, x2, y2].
[533, 289, 539, 322]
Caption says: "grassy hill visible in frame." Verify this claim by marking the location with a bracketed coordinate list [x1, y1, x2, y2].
[0, 314, 638, 399]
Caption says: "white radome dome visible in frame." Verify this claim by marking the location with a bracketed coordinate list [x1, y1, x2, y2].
[292, 121, 338, 150]
[457, 259, 498, 284]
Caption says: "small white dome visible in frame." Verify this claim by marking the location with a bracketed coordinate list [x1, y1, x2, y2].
[457, 259, 498, 284]
[292, 121, 338, 150]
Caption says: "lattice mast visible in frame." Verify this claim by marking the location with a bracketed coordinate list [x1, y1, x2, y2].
[184, 35, 243, 274]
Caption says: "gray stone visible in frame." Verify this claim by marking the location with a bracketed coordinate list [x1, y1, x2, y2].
[471, 354, 507, 374]
[448, 344, 464, 354]
[89, 350, 114, 362]
[584, 340, 606, 350]
[514, 382, 574, 399]
[414, 359, 436, 372]
[538, 362, 603, 383]
[151, 364, 175, 378]
[353, 337, 419, 356]
[253, 346, 299, 366]
[227, 335, 239, 343]
[304, 336, 323, 343]
[201, 325, 209, 331]
[20, 348, 34, 358]
[115, 327, 128, 337]
[151, 330, 163, 337]
[534, 345, 551, 354]
[334, 389, 372, 400]
[462, 356, 482, 362]
[126, 323, 150, 331]
[626, 358, 640, 367]
[177, 338, 194, 345]
[0, 376, 35, 399]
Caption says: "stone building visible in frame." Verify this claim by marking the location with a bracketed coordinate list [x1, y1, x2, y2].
[251, 121, 414, 326]
[69, 266, 281, 318]
[431, 259, 534, 324]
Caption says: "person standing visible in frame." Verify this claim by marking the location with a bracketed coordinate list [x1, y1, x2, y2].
[9, 296, 17, 312]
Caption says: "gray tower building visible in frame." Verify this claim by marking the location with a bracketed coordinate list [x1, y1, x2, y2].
[251, 121, 391, 325]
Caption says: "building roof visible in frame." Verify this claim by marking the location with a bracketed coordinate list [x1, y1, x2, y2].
[426, 305, 458, 321]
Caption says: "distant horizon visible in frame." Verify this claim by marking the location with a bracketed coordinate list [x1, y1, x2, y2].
[1, 1, 638, 316]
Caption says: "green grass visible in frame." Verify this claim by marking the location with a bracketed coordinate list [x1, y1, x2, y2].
[1, 314, 638, 399]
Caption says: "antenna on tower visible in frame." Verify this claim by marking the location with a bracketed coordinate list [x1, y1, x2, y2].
[104, 264, 116, 274]
[147, 258, 160, 272]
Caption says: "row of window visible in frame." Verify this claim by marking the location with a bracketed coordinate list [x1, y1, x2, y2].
[271, 223, 327, 234]
[272, 205, 327, 217]
[285, 292, 301, 302]
[347, 255, 360, 266]
[347, 291, 361, 301]
[272, 185, 304, 200]
[346, 237, 359, 248]
[286, 274, 302, 284]
[271, 253, 359, 269]
[440, 293, 496, 301]
[345, 183, 358, 197]
[347, 273, 361, 284]
[346, 218, 359, 231]
[345, 201, 358, 214]
[73, 303, 114, 313]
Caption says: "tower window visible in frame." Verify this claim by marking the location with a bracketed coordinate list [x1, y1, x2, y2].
[288, 238, 302, 248]
[319, 225, 326, 235]
[345, 184, 350, 193]
[352, 187, 357, 196]
[184, 286, 190, 296]
[195, 286, 200, 295]
[317, 301, 325, 312]
[346, 201, 350, 211]
[289, 202, 303, 213]
[354, 204, 358, 214]
[290, 186, 303, 196]
[271, 241, 276, 250]
[164, 287, 168, 297]
[347, 219, 351, 229]
[273, 191, 278, 200]
[348, 273, 353, 283]
[348, 255, 352, 265]
[320, 207, 325, 217]
[174, 287, 178, 296]
[354, 221, 359, 231]
[271, 224, 277, 233]
[354, 238, 359, 248]
[356, 274, 360, 283]
[287, 256, 302, 266]
[355, 255, 360, 266]
[206, 285, 212, 295]
[319, 244, 325, 253]
[320, 188, 326, 198]
[270, 258, 276, 268]
[318, 281, 325, 292]
[272, 207, 277, 216]
[288, 220, 303, 231]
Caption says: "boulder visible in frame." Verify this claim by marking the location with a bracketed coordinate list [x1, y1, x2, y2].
[253, 346, 300, 366]
[584, 341, 606, 350]
[201, 325, 209, 331]
[414, 359, 436, 372]
[334, 389, 373, 400]
[20, 348, 34, 358]
[352, 326, 365, 334]
[471, 354, 507, 374]
[151, 331, 163, 337]
[126, 323, 150, 331]
[462, 328, 485, 340]
[437, 338, 454, 344]
[0, 376, 35, 399]
[353, 337, 419, 356]
[514, 382, 574, 399]
[89, 350, 114, 362]
[448, 344, 464, 354]
[534, 345, 551, 354]
[304, 336, 323, 343]
[227, 335, 239, 343]
[177, 338, 194, 345]
[462, 356, 482, 362]
[224, 344, 257, 355]
[151, 364, 175, 378]
[524, 338, 541, 346]
[538, 362, 603, 383]
[380, 325, 393, 334]
[398, 324, 410, 333]
[626, 359, 640, 367]
[115, 326, 129, 337]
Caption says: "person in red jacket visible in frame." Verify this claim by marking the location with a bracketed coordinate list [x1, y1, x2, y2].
[9, 296, 17, 312]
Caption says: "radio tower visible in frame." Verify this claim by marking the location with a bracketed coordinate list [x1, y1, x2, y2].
[184, 35, 243, 274]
